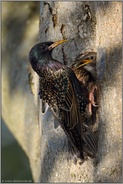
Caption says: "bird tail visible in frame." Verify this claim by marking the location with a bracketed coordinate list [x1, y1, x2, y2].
[82, 124, 98, 157]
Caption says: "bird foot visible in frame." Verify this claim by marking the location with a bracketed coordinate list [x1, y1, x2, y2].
[67, 155, 84, 165]
[67, 142, 84, 165]
[92, 103, 98, 107]
[88, 85, 98, 114]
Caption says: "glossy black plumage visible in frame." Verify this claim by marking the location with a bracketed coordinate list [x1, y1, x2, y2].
[29, 41, 97, 162]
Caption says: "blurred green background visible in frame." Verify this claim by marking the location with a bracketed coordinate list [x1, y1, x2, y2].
[2, 120, 33, 182]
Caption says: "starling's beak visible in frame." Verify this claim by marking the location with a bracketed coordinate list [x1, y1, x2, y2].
[75, 59, 92, 69]
[48, 40, 67, 50]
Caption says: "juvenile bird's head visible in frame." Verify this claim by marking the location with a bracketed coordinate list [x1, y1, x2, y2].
[29, 40, 67, 71]
[71, 52, 97, 76]
[71, 52, 97, 69]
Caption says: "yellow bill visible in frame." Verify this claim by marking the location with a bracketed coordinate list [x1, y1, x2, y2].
[75, 59, 92, 69]
[48, 40, 67, 50]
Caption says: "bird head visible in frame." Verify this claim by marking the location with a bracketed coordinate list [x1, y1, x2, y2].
[71, 52, 97, 70]
[29, 40, 67, 70]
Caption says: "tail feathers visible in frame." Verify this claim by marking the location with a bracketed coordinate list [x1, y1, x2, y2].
[83, 124, 98, 157]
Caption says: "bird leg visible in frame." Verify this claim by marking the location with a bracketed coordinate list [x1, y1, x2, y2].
[88, 85, 98, 114]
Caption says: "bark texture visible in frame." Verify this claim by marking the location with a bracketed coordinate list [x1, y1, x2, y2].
[95, 2, 122, 182]
[39, 1, 122, 182]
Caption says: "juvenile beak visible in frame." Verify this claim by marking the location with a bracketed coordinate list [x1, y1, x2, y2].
[75, 59, 92, 69]
[48, 40, 67, 50]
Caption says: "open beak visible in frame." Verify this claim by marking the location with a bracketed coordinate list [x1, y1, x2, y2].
[48, 39, 67, 50]
[74, 59, 92, 69]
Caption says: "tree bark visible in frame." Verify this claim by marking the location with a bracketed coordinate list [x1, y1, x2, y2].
[38, 1, 122, 182]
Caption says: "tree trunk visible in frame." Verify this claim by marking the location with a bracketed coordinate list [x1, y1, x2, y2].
[38, 1, 122, 182]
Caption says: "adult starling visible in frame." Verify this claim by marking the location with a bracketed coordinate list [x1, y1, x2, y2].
[71, 52, 98, 116]
[29, 40, 97, 162]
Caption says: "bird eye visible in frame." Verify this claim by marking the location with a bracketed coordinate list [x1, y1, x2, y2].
[90, 56, 94, 60]
[41, 44, 46, 51]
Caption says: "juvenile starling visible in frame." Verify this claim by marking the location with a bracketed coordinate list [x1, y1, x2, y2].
[71, 52, 98, 116]
[29, 40, 97, 162]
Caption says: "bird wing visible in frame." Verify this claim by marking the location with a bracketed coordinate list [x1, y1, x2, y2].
[53, 68, 97, 157]
[39, 66, 97, 158]
[52, 68, 81, 130]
